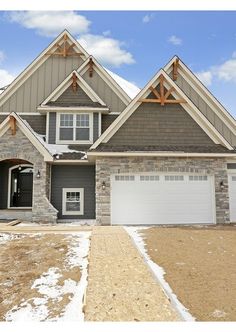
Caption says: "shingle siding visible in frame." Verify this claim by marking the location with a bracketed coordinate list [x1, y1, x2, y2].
[102, 114, 119, 133]
[51, 165, 95, 219]
[0, 115, 46, 135]
[107, 103, 216, 146]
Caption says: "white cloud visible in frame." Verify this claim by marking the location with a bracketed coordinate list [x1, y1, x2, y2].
[0, 69, 15, 92]
[7, 11, 91, 37]
[103, 30, 111, 37]
[142, 14, 155, 23]
[195, 52, 236, 87]
[195, 71, 213, 86]
[0, 51, 5, 64]
[168, 35, 182, 46]
[77, 34, 135, 67]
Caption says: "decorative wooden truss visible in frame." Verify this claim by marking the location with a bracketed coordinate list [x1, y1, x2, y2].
[89, 58, 94, 77]
[173, 58, 179, 81]
[46, 34, 84, 58]
[71, 72, 78, 92]
[9, 115, 16, 135]
[139, 74, 187, 106]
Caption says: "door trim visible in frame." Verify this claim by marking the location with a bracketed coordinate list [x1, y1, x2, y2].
[7, 164, 33, 209]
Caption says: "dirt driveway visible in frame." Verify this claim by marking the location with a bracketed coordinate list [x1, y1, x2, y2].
[140, 225, 236, 321]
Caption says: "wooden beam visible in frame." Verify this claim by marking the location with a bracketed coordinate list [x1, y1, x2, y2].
[164, 86, 175, 99]
[139, 98, 187, 104]
[89, 58, 94, 77]
[173, 58, 179, 81]
[149, 86, 160, 99]
[46, 34, 84, 58]
[72, 72, 77, 92]
[159, 74, 165, 106]
[9, 116, 16, 135]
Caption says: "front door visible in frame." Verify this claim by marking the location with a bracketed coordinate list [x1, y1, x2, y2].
[10, 166, 33, 208]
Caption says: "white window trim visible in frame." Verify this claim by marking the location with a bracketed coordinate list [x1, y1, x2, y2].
[56, 112, 93, 144]
[62, 188, 84, 216]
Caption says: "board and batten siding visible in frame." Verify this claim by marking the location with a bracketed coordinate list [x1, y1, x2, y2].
[0, 56, 84, 114]
[82, 68, 126, 113]
[48, 112, 99, 144]
[51, 165, 95, 219]
[169, 70, 236, 146]
[107, 102, 216, 146]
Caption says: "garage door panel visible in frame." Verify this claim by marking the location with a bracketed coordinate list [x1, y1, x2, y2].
[111, 174, 214, 225]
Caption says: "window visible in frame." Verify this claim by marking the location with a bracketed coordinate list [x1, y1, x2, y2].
[115, 175, 135, 181]
[58, 113, 92, 143]
[62, 188, 84, 215]
[165, 175, 184, 181]
[140, 175, 159, 181]
[189, 175, 208, 181]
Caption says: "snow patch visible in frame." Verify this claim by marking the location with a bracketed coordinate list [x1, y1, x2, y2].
[105, 68, 141, 99]
[5, 232, 91, 321]
[125, 226, 195, 322]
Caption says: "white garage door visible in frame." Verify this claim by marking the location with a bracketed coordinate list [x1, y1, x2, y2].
[111, 174, 215, 225]
[229, 174, 236, 222]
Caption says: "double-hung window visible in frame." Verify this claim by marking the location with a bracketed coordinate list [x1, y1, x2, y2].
[62, 188, 84, 215]
[58, 113, 92, 143]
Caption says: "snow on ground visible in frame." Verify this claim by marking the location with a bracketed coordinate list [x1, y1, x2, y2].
[125, 226, 195, 322]
[0, 233, 25, 244]
[5, 232, 90, 321]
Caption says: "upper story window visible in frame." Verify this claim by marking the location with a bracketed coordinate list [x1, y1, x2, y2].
[58, 113, 92, 144]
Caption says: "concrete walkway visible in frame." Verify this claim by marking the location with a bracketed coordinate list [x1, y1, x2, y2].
[84, 226, 180, 321]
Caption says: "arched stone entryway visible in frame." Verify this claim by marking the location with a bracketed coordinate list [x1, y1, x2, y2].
[0, 127, 58, 223]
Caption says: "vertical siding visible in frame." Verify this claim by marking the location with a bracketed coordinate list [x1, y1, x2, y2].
[48, 112, 57, 144]
[82, 69, 126, 113]
[169, 70, 236, 146]
[51, 165, 95, 219]
[0, 56, 84, 114]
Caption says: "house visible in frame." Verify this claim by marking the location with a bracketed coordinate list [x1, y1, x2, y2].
[0, 30, 235, 225]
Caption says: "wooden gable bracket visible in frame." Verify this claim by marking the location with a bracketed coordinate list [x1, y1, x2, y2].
[173, 58, 179, 81]
[71, 72, 78, 93]
[46, 34, 84, 58]
[89, 58, 94, 78]
[9, 116, 16, 135]
[139, 74, 187, 106]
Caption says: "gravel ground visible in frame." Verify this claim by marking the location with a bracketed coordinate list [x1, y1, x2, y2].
[140, 225, 236, 321]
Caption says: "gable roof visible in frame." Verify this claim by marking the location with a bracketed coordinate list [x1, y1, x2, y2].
[39, 70, 107, 111]
[0, 30, 89, 108]
[77, 56, 134, 105]
[90, 69, 234, 151]
[0, 112, 53, 161]
[164, 56, 236, 135]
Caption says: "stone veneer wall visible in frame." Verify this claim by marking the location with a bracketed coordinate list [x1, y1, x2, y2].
[0, 128, 58, 223]
[96, 156, 230, 225]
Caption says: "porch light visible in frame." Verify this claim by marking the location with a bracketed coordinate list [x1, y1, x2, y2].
[36, 170, 41, 179]
[102, 181, 106, 190]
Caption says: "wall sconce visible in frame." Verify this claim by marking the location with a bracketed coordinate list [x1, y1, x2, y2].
[220, 180, 224, 190]
[102, 181, 106, 190]
[36, 170, 41, 179]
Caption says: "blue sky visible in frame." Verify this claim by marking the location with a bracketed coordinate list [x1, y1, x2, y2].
[1, 11, 236, 117]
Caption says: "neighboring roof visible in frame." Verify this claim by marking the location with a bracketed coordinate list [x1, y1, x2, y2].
[104, 68, 141, 99]
[39, 70, 107, 110]
[92, 144, 235, 154]
[164, 56, 236, 134]
[0, 30, 89, 108]
[90, 69, 234, 151]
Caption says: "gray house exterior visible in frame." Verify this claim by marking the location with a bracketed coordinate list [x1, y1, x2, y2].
[0, 31, 236, 225]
